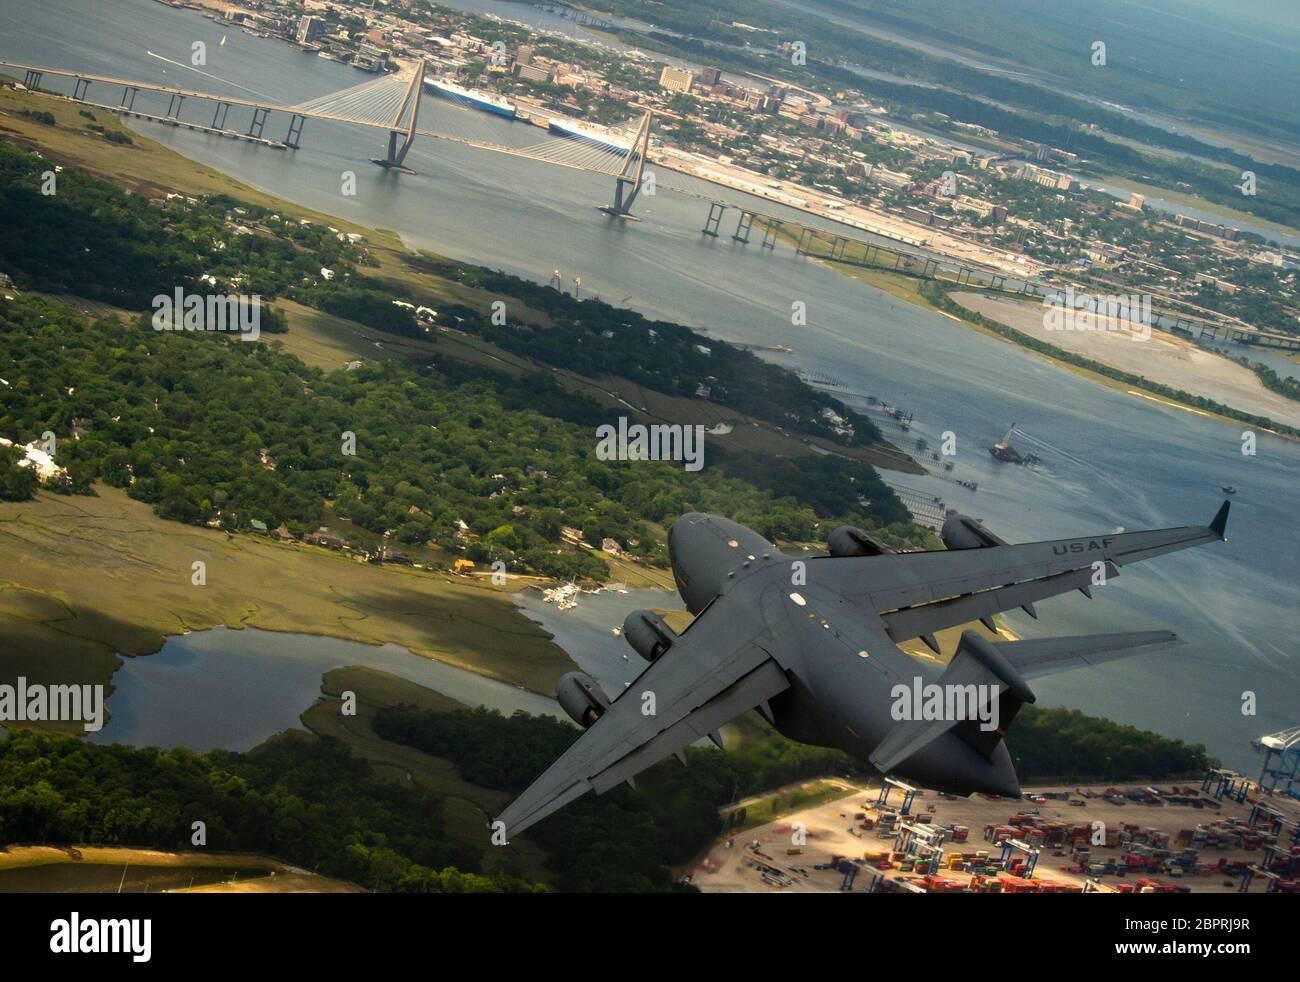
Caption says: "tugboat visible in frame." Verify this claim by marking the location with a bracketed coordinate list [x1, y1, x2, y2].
[988, 423, 1040, 464]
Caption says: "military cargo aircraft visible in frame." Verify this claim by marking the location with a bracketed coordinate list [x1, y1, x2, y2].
[496, 502, 1230, 837]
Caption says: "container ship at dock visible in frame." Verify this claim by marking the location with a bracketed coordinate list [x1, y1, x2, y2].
[424, 78, 517, 119]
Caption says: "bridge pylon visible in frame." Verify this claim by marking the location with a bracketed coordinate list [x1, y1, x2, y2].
[371, 61, 424, 174]
[600, 110, 653, 220]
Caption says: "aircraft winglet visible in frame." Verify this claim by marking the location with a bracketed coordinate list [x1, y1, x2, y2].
[1210, 500, 1230, 540]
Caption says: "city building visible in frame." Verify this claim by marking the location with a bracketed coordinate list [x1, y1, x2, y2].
[515, 63, 554, 84]
[658, 65, 695, 94]
[296, 15, 325, 45]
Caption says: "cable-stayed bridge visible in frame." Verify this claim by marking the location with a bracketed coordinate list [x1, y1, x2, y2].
[2, 59, 653, 216]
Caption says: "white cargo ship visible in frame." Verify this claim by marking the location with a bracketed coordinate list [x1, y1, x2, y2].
[547, 117, 632, 155]
[424, 78, 517, 119]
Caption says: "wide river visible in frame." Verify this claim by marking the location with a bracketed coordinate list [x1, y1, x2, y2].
[4, 0, 1298, 770]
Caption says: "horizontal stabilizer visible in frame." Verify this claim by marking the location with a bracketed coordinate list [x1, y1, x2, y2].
[991, 630, 1182, 681]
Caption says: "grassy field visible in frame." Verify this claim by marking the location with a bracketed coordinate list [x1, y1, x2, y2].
[0, 488, 575, 703]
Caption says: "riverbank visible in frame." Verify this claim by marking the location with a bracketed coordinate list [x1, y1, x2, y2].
[952, 292, 1300, 431]
[799, 247, 1300, 441]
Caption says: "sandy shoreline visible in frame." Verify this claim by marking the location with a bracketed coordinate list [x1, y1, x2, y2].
[953, 292, 1300, 430]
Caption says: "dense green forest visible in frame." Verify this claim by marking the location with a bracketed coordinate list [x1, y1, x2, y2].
[0, 139, 411, 336]
[0, 729, 541, 892]
[1008, 706, 1212, 783]
[0, 294, 914, 577]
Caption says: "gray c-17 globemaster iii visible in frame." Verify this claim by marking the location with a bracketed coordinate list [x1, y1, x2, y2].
[496, 502, 1231, 838]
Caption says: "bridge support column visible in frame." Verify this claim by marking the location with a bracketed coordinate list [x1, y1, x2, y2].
[165, 93, 185, 120]
[733, 210, 754, 243]
[121, 85, 139, 112]
[285, 113, 306, 149]
[795, 227, 813, 255]
[247, 106, 269, 139]
[370, 61, 424, 173]
[760, 218, 781, 249]
[212, 101, 230, 130]
[23, 69, 43, 91]
[599, 109, 653, 219]
[831, 235, 848, 260]
[72, 78, 91, 101]
[603, 174, 641, 218]
[701, 202, 724, 237]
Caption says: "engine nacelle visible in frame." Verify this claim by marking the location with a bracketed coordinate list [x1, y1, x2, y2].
[941, 512, 1007, 551]
[623, 609, 675, 662]
[556, 671, 610, 728]
[827, 524, 894, 557]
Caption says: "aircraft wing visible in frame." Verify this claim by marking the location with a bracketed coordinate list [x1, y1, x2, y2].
[494, 603, 789, 839]
[810, 502, 1228, 644]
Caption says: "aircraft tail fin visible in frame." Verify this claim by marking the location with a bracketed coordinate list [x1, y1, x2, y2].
[871, 631, 1033, 772]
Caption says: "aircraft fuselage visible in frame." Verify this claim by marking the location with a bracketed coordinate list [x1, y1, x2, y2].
[667, 513, 1022, 797]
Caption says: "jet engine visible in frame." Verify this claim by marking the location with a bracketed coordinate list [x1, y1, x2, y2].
[623, 609, 675, 662]
[827, 525, 894, 557]
[556, 671, 610, 728]
[940, 512, 1007, 551]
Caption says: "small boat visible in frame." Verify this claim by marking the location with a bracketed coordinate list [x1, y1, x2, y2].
[1221, 485, 1238, 494]
[989, 423, 1039, 464]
